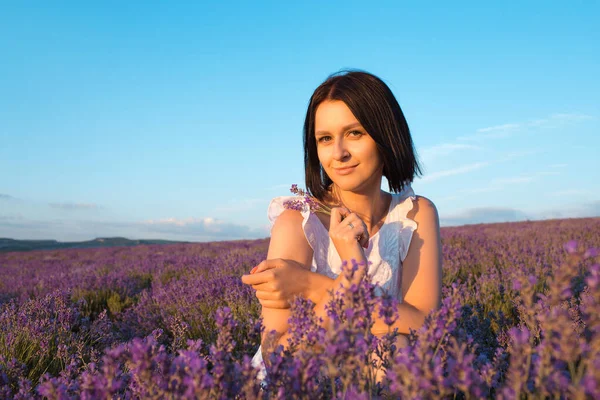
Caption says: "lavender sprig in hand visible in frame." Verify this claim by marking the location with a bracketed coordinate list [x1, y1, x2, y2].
[284, 184, 332, 215]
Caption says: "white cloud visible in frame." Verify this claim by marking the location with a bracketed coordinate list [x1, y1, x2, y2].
[143, 217, 223, 230]
[0, 214, 270, 242]
[440, 207, 530, 226]
[2, 201, 597, 242]
[551, 189, 591, 197]
[463, 186, 502, 194]
[524, 113, 593, 129]
[48, 202, 100, 210]
[140, 216, 269, 238]
[143, 217, 209, 227]
[492, 176, 535, 185]
[549, 113, 594, 122]
[419, 162, 490, 183]
[476, 123, 520, 133]
[419, 149, 558, 187]
[532, 200, 600, 220]
[458, 131, 512, 142]
[459, 169, 560, 196]
[458, 112, 594, 142]
[436, 195, 460, 202]
[536, 171, 561, 177]
[500, 149, 545, 161]
[440, 200, 600, 226]
[213, 198, 268, 213]
[0, 213, 24, 221]
[420, 143, 481, 160]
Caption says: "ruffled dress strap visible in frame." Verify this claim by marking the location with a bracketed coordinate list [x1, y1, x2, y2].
[390, 183, 419, 262]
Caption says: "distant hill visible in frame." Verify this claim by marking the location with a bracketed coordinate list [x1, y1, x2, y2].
[0, 237, 189, 253]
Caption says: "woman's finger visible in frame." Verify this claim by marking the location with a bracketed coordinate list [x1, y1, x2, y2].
[251, 259, 279, 274]
[330, 207, 343, 225]
[358, 220, 370, 248]
[330, 207, 350, 225]
[258, 299, 291, 309]
[250, 260, 265, 274]
[349, 224, 369, 248]
[249, 260, 264, 274]
[339, 213, 370, 248]
[241, 269, 273, 285]
[251, 281, 276, 292]
[255, 290, 280, 301]
[358, 230, 369, 248]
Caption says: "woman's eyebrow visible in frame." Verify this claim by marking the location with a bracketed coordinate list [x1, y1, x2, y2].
[315, 122, 361, 135]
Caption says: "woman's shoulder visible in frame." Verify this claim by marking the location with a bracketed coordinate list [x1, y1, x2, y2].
[411, 195, 437, 212]
[267, 196, 326, 253]
[388, 181, 437, 223]
[390, 194, 439, 262]
[407, 196, 440, 229]
[272, 207, 305, 228]
[267, 196, 309, 227]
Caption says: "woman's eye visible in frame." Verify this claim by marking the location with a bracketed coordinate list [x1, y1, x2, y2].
[317, 136, 332, 143]
[348, 130, 363, 137]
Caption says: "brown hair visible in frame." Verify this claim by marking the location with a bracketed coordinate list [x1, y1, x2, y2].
[303, 69, 422, 200]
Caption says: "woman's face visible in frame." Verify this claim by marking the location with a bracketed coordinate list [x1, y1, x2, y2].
[314, 100, 384, 193]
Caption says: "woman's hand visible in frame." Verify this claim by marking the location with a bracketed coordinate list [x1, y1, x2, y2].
[240, 258, 311, 309]
[329, 206, 369, 255]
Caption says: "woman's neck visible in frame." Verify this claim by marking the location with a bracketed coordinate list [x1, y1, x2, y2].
[331, 185, 390, 232]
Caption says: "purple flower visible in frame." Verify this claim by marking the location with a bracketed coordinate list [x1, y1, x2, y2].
[586, 263, 600, 288]
[289, 184, 305, 196]
[508, 327, 530, 345]
[282, 198, 305, 212]
[512, 279, 522, 291]
[584, 247, 599, 259]
[304, 195, 322, 213]
[564, 240, 578, 254]
[1, 213, 599, 398]
[378, 293, 399, 326]
[284, 184, 332, 215]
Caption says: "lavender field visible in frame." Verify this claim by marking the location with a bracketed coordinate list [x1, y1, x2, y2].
[1, 217, 599, 399]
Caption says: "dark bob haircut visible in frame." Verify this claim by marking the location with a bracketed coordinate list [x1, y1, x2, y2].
[303, 69, 422, 200]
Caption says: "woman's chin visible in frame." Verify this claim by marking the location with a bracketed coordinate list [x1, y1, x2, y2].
[332, 180, 369, 193]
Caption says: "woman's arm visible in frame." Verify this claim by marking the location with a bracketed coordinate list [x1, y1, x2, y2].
[308, 196, 442, 336]
[263, 196, 442, 347]
[304, 206, 371, 331]
[259, 209, 313, 358]
[371, 196, 443, 335]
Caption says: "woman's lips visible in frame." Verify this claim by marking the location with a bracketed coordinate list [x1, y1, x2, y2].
[333, 165, 357, 175]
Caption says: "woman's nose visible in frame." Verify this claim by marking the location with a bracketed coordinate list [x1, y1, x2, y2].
[332, 138, 350, 161]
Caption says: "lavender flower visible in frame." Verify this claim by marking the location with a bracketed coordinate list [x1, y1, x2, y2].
[1, 217, 599, 397]
[289, 184, 305, 196]
[283, 184, 333, 215]
[282, 198, 304, 212]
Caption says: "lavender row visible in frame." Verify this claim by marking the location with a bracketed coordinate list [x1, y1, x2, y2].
[0, 217, 598, 398]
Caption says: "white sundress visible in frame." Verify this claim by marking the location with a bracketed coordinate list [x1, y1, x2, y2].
[251, 184, 419, 382]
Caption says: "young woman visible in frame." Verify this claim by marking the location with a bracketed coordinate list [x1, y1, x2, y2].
[241, 70, 442, 382]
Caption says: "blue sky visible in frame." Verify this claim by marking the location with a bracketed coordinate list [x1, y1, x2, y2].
[1, 1, 598, 242]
